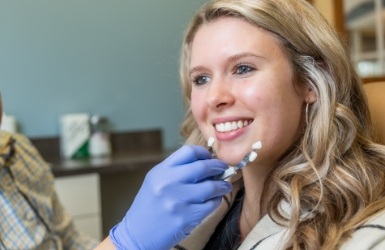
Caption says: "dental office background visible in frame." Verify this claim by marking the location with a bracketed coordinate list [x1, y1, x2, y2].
[0, 0, 207, 149]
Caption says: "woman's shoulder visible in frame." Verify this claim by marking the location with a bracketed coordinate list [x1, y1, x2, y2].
[340, 209, 385, 250]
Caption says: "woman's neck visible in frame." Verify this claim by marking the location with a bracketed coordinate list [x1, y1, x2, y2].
[239, 164, 274, 240]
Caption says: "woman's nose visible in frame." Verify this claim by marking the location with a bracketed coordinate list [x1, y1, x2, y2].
[206, 78, 235, 110]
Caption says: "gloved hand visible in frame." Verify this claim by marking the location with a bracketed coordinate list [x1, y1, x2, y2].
[109, 145, 232, 250]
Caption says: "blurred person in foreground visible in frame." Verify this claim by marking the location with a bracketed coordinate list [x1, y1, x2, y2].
[0, 94, 98, 249]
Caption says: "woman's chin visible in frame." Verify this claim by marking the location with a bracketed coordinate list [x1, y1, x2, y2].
[216, 153, 247, 166]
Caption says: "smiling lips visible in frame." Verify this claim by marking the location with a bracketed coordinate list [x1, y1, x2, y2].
[214, 119, 253, 133]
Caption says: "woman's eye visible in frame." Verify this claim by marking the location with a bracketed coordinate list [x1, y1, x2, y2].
[234, 64, 255, 75]
[192, 75, 210, 86]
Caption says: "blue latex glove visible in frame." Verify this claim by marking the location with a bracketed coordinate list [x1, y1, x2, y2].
[109, 145, 232, 250]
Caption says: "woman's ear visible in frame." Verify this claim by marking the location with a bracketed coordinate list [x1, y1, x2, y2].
[305, 87, 317, 104]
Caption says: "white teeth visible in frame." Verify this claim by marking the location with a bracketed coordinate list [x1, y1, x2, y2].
[217, 123, 225, 132]
[231, 121, 237, 130]
[225, 122, 232, 131]
[215, 120, 251, 132]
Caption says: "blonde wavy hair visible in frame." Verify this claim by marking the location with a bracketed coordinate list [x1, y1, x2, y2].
[179, 0, 385, 249]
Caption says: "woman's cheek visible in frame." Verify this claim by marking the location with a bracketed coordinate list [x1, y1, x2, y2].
[191, 92, 206, 120]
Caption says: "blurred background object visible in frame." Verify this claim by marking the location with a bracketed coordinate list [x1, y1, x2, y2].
[89, 115, 112, 157]
[0, 0, 207, 150]
[344, 0, 385, 77]
[0, 113, 17, 133]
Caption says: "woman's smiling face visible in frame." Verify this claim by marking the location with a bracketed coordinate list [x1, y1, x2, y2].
[189, 17, 312, 167]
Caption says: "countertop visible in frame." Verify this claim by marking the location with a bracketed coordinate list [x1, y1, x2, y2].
[30, 129, 171, 177]
[49, 150, 171, 177]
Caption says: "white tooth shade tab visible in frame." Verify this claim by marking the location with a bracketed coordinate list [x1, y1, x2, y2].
[215, 120, 251, 132]
[248, 151, 258, 162]
[252, 141, 262, 149]
[207, 137, 215, 147]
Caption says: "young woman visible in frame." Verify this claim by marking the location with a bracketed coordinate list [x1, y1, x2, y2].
[97, 0, 385, 249]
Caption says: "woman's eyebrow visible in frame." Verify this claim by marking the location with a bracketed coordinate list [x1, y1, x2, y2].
[226, 52, 265, 63]
[189, 66, 208, 77]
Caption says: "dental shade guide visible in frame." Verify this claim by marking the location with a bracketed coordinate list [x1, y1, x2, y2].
[207, 137, 216, 157]
[207, 137, 262, 181]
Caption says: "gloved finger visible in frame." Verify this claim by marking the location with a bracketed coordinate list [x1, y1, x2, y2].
[162, 145, 211, 166]
[173, 159, 228, 183]
[174, 180, 232, 203]
[181, 196, 224, 235]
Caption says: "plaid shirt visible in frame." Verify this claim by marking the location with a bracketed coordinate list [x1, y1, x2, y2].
[0, 131, 97, 250]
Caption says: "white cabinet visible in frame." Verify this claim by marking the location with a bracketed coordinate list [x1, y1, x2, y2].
[54, 174, 102, 241]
